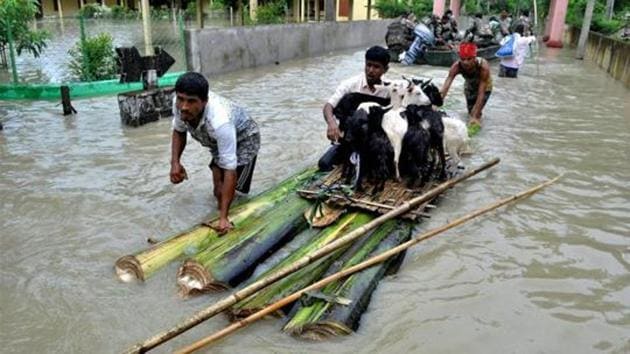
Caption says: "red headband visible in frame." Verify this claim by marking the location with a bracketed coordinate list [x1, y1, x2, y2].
[459, 43, 477, 58]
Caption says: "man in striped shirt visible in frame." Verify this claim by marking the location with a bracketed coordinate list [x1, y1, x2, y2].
[170, 72, 260, 234]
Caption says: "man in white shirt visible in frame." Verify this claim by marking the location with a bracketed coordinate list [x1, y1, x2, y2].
[170, 72, 260, 234]
[499, 23, 536, 78]
[319, 46, 390, 171]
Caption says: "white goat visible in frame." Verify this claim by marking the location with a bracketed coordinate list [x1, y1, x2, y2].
[442, 116, 470, 169]
[376, 79, 409, 109]
[381, 107, 408, 181]
[401, 83, 432, 107]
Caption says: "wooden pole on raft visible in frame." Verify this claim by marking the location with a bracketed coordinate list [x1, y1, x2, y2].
[176, 174, 563, 353]
[123, 158, 500, 354]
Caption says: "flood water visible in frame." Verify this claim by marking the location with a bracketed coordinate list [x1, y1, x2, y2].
[1, 45, 629, 353]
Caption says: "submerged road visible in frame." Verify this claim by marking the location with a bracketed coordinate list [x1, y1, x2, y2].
[1, 46, 629, 353]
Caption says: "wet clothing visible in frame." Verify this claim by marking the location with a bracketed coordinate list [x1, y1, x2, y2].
[466, 91, 492, 113]
[172, 91, 260, 171]
[458, 57, 493, 98]
[500, 33, 536, 70]
[327, 74, 390, 108]
[210, 155, 257, 193]
[320, 76, 390, 171]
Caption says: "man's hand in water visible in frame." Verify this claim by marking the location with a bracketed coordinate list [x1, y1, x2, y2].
[170, 162, 188, 184]
[215, 217, 234, 235]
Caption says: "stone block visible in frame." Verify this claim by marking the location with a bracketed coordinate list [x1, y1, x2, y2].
[117, 87, 175, 127]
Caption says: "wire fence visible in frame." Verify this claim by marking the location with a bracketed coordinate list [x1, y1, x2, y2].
[0, 11, 230, 85]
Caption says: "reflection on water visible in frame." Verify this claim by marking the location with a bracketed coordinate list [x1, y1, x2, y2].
[0, 46, 629, 353]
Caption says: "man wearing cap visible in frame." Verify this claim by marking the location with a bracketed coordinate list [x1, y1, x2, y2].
[170, 72, 261, 234]
[318, 45, 391, 171]
[440, 42, 493, 129]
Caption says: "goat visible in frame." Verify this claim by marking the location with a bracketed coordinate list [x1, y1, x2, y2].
[333, 93, 391, 127]
[399, 108, 431, 188]
[359, 105, 395, 192]
[405, 104, 447, 181]
[375, 79, 409, 109]
[341, 102, 382, 185]
[441, 115, 470, 171]
[380, 107, 408, 181]
[403, 76, 444, 107]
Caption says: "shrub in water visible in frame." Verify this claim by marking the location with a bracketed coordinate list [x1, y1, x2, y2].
[68, 33, 118, 81]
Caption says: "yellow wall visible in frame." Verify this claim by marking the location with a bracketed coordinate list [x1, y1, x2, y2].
[336, 0, 380, 21]
[40, 0, 120, 17]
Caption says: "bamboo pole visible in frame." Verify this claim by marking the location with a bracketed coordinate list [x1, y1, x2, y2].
[298, 189, 430, 217]
[177, 174, 563, 353]
[123, 158, 499, 354]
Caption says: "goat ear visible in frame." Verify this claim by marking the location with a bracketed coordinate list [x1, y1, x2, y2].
[411, 78, 423, 86]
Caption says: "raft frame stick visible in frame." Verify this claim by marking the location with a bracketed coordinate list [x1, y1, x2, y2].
[124, 158, 500, 354]
[297, 189, 431, 217]
[176, 174, 563, 353]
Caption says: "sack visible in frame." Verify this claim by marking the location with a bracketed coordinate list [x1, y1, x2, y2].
[496, 35, 516, 58]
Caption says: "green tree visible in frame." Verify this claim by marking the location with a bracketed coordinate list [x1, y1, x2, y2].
[373, 0, 432, 18]
[0, 0, 49, 67]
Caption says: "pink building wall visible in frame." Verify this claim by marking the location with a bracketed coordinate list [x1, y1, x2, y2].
[546, 0, 568, 48]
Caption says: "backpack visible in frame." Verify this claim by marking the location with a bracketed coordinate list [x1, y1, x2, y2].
[495, 34, 517, 58]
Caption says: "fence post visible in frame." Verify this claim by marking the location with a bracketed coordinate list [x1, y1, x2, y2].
[6, 20, 19, 84]
[79, 14, 91, 81]
[178, 11, 185, 52]
[576, 0, 595, 60]
[141, 0, 154, 56]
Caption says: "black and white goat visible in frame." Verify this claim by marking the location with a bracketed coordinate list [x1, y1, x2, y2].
[405, 104, 447, 181]
[360, 105, 395, 192]
[333, 92, 391, 125]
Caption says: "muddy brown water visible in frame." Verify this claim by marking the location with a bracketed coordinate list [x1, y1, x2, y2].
[1, 46, 629, 353]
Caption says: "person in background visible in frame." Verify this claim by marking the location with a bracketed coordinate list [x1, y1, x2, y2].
[499, 23, 536, 78]
[499, 10, 511, 37]
[319, 46, 390, 171]
[444, 9, 458, 35]
[170, 72, 261, 234]
[440, 42, 493, 129]
[513, 9, 532, 35]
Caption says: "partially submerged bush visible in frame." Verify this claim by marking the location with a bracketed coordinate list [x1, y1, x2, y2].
[68, 33, 118, 81]
[110, 5, 138, 20]
[254, 0, 286, 24]
[79, 3, 111, 18]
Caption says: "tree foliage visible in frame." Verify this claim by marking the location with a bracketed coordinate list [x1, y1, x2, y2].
[252, 0, 286, 24]
[566, 0, 627, 35]
[0, 0, 49, 59]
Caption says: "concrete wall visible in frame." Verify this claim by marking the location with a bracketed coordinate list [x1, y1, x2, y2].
[566, 26, 630, 88]
[186, 20, 392, 76]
